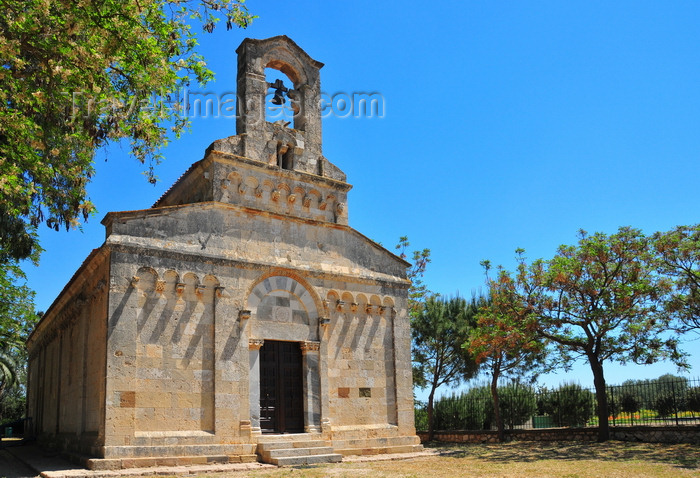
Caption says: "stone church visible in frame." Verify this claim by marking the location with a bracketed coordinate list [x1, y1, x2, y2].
[26, 36, 421, 469]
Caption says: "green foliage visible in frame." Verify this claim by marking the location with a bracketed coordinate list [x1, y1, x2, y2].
[0, 0, 254, 259]
[412, 295, 481, 439]
[540, 383, 595, 427]
[0, 257, 38, 422]
[686, 387, 700, 413]
[413, 295, 481, 393]
[0, 238, 40, 420]
[0, 261, 39, 349]
[433, 387, 490, 431]
[0, 347, 19, 397]
[482, 227, 688, 441]
[0, 345, 27, 423]
[431, 382, 536, 432]
[653, 224, 700, 331]
[396, 236, 431, 318]
[414, 400, 428, 432]
[488, 382, 537, 430]
[468, 262, 547, 440]
[653, 394, 677, 418]
[644, 374, 688, 418]
[619, 392, 640, 415]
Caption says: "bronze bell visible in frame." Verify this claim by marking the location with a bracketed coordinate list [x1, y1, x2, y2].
[271, 89, 285, 105]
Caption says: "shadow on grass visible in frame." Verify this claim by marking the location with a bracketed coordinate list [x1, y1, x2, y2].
[423, 441, 700, 470]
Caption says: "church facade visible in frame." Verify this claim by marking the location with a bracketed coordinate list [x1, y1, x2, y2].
[25, 36, 421, 469]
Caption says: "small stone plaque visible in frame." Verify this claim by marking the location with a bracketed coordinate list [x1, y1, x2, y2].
[338, 387, 350, 398]
[120, 391, 136, 408]
[359, 387, 371, 398]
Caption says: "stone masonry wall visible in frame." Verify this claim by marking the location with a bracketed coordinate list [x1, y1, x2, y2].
[419, 426, 700, 445]
[26, 252, 109, 456]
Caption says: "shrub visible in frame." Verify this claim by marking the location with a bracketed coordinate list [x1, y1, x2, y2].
[620, 392, 640, 415]
[541, 383, 594, 427]
[653, 394, 677, 418]
[686, 387, 700, 414]
[414, 401, 428, 431]
[433, 389, 490, 431]
[495, 382, 537, 429]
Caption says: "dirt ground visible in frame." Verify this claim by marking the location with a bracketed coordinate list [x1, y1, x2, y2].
[177, 441, 700, 478]
[3, 440, 699, 478]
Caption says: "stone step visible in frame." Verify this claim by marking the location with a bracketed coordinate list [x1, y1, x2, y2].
[264, 446, 335, 460]
[331, 435, 421, 449]
[257, 433, 323, 443]
[335, 444, 423, 457]
[258, 439, 331, 450]
[85, 453, 259, 470]
[271, 453, 343, 466]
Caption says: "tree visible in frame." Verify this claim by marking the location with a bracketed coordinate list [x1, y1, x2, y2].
[653, 224, 700, 332]
[467, 264, 547, 441]
[486, 227, 687, 441]
[0, 346, 19, 400]
[0, 0, 254, 260]
[412, 295, 480, 441]
[0, 255, 39, 421]
[0, 260, 39, 348]
[395, 236, 431, 318]
[0, 343, 30, 424]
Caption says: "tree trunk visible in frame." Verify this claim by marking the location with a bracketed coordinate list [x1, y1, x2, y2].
[491, 366, 504, 442]
[427, 388, 436, 442]
[588, 355, 609, 442]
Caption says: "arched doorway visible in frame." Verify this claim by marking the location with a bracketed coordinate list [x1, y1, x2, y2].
[246, 274, 322, 434]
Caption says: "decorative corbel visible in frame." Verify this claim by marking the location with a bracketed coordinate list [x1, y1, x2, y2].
[238, 183, 248, 195]
[350, 302, 359, 313]
[221, 179, 231, 189]
[175, 283, 185, 296]
[271, 190, 281, 202]
[215, 286, 226, 298]
[239, 309, 252, 321]
[302, 195, 311, 208]
[130, 276, 140, 288]
[195, 285, 206, 297]
[335, 300, 345, 312]
[287, 193, 297, 205]
[300, 341, 320, 354]
[249, 338, 264, 350]
[155, 280, 166, 293]
[322, 299, 330, 316]
[255, 187, 263, 198]
[379, 306, 387, 316]
[319, 200, 328, 211]
[319, 317, 331, 327]
[365, 304, 374, 315]
[335, 202, 345, 215]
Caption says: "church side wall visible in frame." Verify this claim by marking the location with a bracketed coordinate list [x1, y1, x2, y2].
[25, 254, 109, 456]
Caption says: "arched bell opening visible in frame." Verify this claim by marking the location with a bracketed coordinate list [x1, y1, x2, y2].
[264, 67, 299, 128]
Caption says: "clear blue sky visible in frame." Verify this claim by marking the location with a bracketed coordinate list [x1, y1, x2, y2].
[24, 1, 700, 398]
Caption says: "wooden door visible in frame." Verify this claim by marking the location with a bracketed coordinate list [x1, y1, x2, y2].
[259, 341, 304, 433]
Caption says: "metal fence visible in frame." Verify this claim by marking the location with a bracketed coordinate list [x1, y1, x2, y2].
[415, 377, 700, 432]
